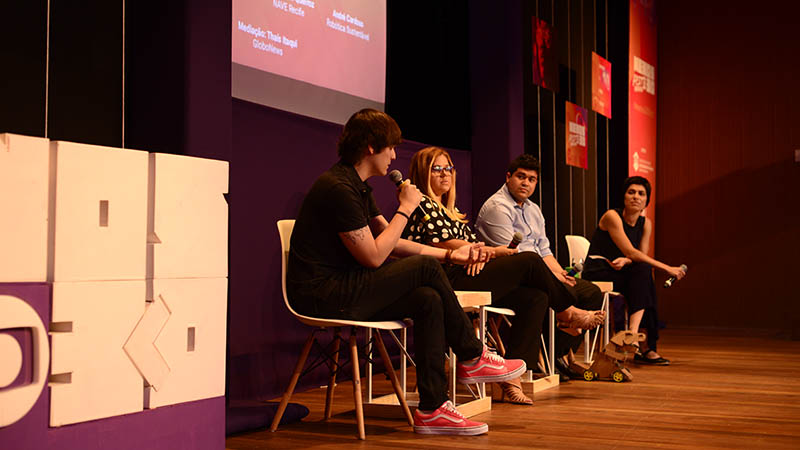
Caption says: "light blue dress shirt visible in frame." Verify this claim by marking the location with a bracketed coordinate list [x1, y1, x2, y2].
[475, 184, 552, 258]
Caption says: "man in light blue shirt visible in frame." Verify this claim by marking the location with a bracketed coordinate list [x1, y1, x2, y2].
[475, 154, 603, 376]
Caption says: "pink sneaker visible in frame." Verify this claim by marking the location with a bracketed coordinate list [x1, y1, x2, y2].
[456, 347, 526, 384]
[413, 400, 488, 435]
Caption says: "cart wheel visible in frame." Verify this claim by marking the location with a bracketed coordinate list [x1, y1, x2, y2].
[612, 370, 624, 383]
[583, 370, 595, 381]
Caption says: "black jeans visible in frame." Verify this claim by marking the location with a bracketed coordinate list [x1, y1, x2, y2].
[444, 252, 575, 368]
[583, 261, 659, 351]
[290, 255, 483, 411]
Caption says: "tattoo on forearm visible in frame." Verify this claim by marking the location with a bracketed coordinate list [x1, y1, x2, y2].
[344, 228, 366, 245]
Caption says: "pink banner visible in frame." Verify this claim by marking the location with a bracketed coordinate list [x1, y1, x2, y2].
[592, 52, 612, 118]
[566, 102, 588, 169]
[629, 0, 657, 255]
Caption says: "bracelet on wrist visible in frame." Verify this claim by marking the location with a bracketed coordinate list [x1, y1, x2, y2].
[396, 210, 410, 220]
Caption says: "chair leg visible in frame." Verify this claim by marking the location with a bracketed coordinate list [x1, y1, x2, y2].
[324, 327, 342, 420]
[488, 317, 506, 356]
[270, 332, 316, 432]
[373, 331, 414, 426]
[349, 330, 366, 440]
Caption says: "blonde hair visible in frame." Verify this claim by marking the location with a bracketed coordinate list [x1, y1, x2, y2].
[409, 146, 467, 223]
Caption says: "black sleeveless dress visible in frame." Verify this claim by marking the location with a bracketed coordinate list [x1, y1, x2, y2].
[582, 208, 661, 351]
[583, 208, 644, 275]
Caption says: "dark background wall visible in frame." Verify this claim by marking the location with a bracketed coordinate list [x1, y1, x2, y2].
[0, 0, 633, 405]
[656, 0, 800, 334]
[4, 0, 796, 409]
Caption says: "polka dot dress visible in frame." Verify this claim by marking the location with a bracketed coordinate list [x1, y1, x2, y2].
[402, 195, 478, 244]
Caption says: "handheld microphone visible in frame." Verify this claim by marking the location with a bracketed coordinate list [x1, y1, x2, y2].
[508, 232, 523, 249]
[388, 170, 430, 222]
[664, 264, 688, 288]
[566, 259, 584, 277]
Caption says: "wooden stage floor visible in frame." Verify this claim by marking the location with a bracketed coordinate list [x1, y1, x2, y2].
[226, 328, 800, 449]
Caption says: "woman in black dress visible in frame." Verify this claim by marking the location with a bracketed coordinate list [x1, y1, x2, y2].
[582, 176, 686, 365]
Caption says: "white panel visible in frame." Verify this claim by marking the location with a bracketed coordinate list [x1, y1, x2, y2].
[51, 141, 148, 282]
[0, 295, 50, 427]
[49, 281, 144, 426]
[0, 134, 50, 282]
[123, 294, 171, 390]
[148, 153, 229, 279]
[145, 278, 227, 409]
[0, 334, 23, 388]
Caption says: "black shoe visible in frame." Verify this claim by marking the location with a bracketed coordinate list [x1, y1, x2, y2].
[554, 367, 570, 382]
[554, 358, 582, 379]
[634, 350, 670, 366]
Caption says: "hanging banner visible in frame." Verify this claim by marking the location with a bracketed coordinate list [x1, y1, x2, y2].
[532, 17, 558, 91]
[629, 0, 657, 255]
[591, 52, 612, 118]
[566, 101, 588, 169]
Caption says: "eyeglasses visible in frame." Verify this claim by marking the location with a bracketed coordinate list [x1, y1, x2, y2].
[431, 165, 455, 174]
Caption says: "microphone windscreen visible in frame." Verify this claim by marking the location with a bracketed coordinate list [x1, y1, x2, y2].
[574, 260, 584, 272]
[388, 170, 403, 186]
[680, 264, 688, 273]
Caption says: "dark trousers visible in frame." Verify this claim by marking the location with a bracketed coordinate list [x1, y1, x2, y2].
[290, 255, 483, 411]
[444, 252, 573, 368]
[583, 262, 659, 351]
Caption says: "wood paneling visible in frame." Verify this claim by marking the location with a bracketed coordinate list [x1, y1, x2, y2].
[656, 0, 800, 333]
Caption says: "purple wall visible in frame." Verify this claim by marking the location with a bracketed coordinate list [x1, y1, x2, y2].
[469, 0, 525, 216]
[130, 0, 507, 410]
[186, 0, 507, 405]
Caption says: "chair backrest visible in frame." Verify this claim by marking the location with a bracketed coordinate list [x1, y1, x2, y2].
[276, 219, 411, 330]
[277, 219, 300, 316]
[564, 235, 591, 266]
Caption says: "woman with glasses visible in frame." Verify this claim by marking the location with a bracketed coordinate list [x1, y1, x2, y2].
[288, 112, 526, 435]
[403, 146, 605, 404]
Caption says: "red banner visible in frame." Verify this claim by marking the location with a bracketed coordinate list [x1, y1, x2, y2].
[532, 17, 558, 91]
[629, 0, 657, 255]
[592, 52, 612, 118]
[566, 102, 588, 169]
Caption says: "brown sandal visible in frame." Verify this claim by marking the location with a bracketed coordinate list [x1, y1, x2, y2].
[492, 381, 533, 405]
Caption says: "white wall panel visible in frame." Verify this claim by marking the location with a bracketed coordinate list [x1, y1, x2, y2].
[148, 154, 229, 279]
[0, 134, 50, 282]
[51, 141, 148, 282]
[49, 281, 144, 426]
[144, 278, 227, 408]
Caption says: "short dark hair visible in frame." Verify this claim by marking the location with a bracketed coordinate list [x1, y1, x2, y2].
[623, 176, 652, 206]
[337, 109, 402, 165]
[507, 154, 540, 176]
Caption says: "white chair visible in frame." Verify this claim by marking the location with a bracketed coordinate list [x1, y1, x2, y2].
[564, 235, 617, 362]
[269, 220, 413, 440]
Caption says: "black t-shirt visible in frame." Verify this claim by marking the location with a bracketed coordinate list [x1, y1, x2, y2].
[287, 162, 381, 298]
